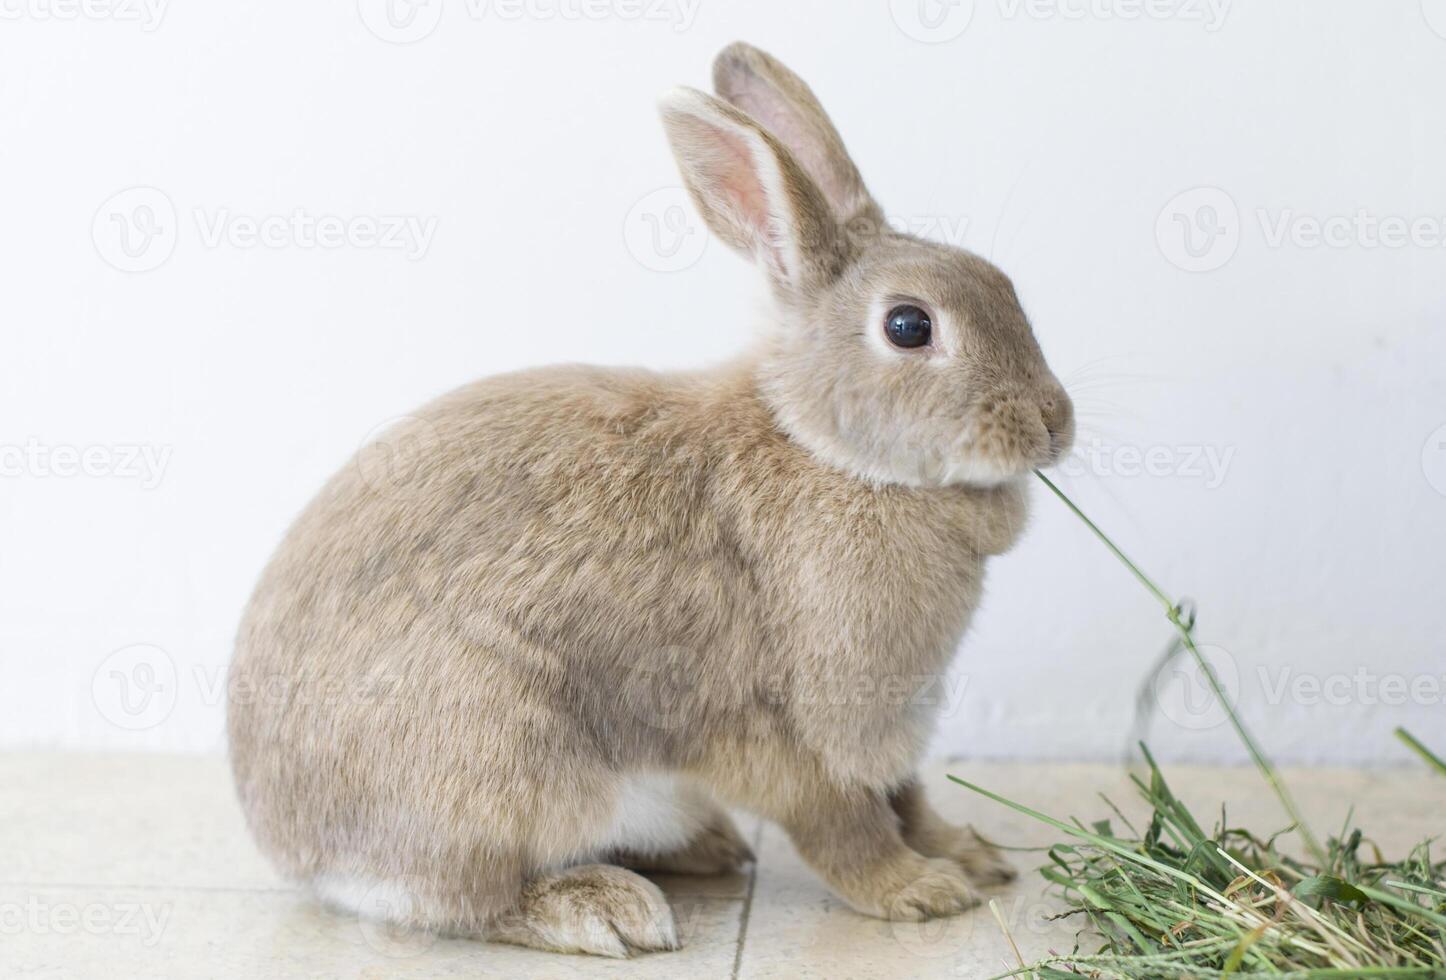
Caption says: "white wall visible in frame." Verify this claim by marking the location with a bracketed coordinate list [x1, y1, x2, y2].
[3, 0, 1444, 766]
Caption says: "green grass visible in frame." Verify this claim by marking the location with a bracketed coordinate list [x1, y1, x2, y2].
[947, 473, 1446, 979]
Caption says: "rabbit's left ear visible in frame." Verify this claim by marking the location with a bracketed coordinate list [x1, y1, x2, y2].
[659, 86, 847, 296]
[712, 42, 877, 224]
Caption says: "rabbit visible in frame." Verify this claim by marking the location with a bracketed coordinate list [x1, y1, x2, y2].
[227, 41, 1074, 959]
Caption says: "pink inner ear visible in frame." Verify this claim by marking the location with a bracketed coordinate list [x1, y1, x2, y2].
[726, 82, 842, 217]
[709, 124, 772, 242]
[668, 98, 796, 282]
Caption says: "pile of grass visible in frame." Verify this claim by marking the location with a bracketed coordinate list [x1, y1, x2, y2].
[954, 748, 1445, 978]
[951, 473, 1446, 979]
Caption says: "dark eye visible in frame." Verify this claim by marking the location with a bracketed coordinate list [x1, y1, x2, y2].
[884, 304, 932, 349]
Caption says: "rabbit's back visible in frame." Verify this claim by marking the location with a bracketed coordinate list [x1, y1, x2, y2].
[227, 362, 782, 878]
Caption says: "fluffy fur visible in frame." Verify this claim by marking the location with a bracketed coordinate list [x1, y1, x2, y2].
[227, 42, 1074, 958]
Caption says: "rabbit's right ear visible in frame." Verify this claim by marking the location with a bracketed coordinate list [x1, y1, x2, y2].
[659, 87, 847, 297]
[712, 43, 877, 225]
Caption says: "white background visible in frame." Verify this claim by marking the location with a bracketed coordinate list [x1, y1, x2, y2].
[3, 0, 1444, 766]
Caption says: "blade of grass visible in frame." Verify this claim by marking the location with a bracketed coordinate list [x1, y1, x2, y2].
[1396, 728, 1446, 777]
[948, 775, 1235, 907]
[1034, 469, 1330, 869]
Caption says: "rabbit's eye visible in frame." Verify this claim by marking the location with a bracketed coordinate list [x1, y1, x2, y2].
[884, 305, 932, 349]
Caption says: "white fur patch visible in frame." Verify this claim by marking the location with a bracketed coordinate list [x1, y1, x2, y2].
[312, 873, 415, 920]
[593, 774, 698, 857]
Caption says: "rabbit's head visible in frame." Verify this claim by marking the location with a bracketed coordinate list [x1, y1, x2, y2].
[661, 43, 1073, 488]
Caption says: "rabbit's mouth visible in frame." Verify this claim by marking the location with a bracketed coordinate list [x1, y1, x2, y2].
[937, 423, 1069, 488]
[946, 389, 1075, 486]
[872, 412, 1065, 488]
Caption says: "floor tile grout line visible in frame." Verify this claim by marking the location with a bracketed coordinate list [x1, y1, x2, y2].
[729, 820, 765, 980]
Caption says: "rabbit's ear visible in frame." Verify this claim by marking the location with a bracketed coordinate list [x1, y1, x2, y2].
[712, 42, 876, 224]
[659, 86, 846, 295]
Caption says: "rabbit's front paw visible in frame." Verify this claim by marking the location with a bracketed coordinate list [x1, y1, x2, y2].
[867, 856, 982, 922]
[928, 826, 1017, 886]
[489, 864, 680, 958]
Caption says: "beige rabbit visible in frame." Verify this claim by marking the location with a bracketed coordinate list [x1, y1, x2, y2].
[227, 41, 1074, 958]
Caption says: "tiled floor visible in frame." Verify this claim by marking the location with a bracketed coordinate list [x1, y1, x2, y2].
[2, 753, 1440, 979]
